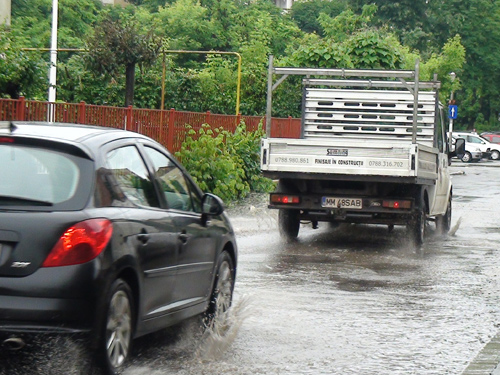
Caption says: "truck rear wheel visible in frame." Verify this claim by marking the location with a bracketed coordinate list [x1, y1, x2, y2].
[408, 188, 428, 245]
[408, 208, 427, 245]
[436, 197, 451, 234]
[279, 209, 300, 241]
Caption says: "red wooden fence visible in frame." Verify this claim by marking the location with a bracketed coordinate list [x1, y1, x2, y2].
[0, 97, 301, 152]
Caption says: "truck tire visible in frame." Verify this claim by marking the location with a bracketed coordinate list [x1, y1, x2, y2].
[436, 196, 451, 234]
[407, 188, 428, 245]
[408, 207, 427, 245]
[279, 209, 300, 241]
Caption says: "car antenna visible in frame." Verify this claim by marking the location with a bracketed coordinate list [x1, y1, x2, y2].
[0, 121, 17, 133]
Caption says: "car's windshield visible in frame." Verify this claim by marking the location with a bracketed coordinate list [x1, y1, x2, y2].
[0, 144, 80, 204]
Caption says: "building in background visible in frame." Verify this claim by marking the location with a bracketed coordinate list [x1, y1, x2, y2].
[0, 0, 11, 26]
[101, 0, 129, 5]
[275, 0, 294, 10]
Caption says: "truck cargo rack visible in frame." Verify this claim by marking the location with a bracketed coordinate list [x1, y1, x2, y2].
[265, 56, 441, 146]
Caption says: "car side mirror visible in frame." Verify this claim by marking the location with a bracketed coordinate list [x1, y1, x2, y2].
[201, 193, 225, 225]
[450, 137, 466, 162]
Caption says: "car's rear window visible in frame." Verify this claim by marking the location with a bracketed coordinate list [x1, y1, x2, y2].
[0, 144, 91, 209]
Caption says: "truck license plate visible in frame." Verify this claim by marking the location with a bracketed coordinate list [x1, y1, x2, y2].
[321, 197, 362, 209]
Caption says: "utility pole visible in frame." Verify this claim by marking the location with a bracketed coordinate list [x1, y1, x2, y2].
[48, 0, 58, 122]
[0, 0, 11, 26]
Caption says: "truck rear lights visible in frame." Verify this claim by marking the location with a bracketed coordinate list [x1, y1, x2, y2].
[42, 218, 113, 267]
[382, 200, 411, 209]
[270, 194, 300, 204]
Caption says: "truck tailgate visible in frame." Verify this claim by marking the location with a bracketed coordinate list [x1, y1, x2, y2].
[261, 138, 438, 180]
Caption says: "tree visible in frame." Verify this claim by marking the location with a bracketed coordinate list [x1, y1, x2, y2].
[349, 0, 431, 52]
[0, 28, 47, 99]
[290, 0, 349, 35]
[156, 0, 219, 51]
[12, 0, 102, 48]
[86, 12, 161, 106]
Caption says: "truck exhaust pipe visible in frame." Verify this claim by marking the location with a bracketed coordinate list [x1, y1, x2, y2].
[2, 337, 25, 351]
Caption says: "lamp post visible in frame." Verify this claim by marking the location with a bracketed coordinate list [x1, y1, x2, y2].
[48, 0, 58, 122]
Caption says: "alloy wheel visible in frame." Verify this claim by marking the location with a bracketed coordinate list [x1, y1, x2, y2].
[106, 290, 132, 369]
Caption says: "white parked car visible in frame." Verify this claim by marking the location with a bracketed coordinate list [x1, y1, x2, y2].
[454, 131, 498, 160]
[451, 135, 483, 163]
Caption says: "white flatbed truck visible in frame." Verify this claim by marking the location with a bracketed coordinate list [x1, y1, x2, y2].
[260, 57, 464, 244]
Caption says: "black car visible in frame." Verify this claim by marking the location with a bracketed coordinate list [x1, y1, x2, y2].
[0, 121, 237, 374]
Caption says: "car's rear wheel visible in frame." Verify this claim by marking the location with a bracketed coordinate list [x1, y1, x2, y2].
[491, 150, 500, 160]
[461, 151, 472, 163]
[278, 209, 300, 241]
[99, 279, 134, 375]
[205, 251, 235, 331]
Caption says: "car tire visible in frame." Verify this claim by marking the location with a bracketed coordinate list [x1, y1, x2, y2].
[205, 251, 235, 331]
[461, 151, 472, 163]
[491, 150, 500, 160]
[278, 209, 300, 241]
[436, 196, 451, 234]
[98, 279, 134, 375]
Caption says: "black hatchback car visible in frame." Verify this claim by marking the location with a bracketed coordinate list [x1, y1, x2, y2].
[0, 121, 237, 373]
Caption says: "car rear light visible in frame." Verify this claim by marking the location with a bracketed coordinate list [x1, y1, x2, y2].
[270, 194, 300, 204]
[42, 219, 113, 267]
[382, 200, 412, 209]
[0, 137, 14, 143]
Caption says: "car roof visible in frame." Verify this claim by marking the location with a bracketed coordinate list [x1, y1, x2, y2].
[6, 121, 146, 143]
[2, 121, 153, 159]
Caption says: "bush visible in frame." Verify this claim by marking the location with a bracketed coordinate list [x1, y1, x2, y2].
[175, 122, 274, 202]
[226, 122, 275, 194]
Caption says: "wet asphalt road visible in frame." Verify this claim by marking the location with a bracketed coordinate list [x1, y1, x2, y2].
[3, 161, 500, 375]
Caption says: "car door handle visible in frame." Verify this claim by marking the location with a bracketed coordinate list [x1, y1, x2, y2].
[137, 231, 150, 244]
[179, 231, 189, 244]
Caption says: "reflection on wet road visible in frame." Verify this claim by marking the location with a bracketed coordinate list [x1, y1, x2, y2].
[2, 163, 500, 374]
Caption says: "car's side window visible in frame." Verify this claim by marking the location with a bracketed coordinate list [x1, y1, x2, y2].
[468, 136, 482, 144]
[106, 145, 159, 208]
[143, 146, 200, 212]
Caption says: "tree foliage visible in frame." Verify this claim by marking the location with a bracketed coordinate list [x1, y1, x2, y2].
[3, 0, 497, 129]
[0, 28, 47, 99]
[85, 11, 161, 106]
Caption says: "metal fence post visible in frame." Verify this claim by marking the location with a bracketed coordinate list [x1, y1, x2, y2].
[17, 97, 26, 121]
[78, 101, 86, 124]
[126, 105, 133, 131]
[167, 108, 176, 152]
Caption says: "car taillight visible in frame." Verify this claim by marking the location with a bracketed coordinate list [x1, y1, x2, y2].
[270, 194, 300, 204]
[382, 200, 412, 209]
[42, 219, 113, 267]
[0, 137, 14, 143]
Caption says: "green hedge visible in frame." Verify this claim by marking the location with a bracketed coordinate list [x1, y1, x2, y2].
[175, 122, 275, 202]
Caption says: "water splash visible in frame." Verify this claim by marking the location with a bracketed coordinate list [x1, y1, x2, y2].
[449, 216, 462, 236]
[195, 296, 251, 361]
